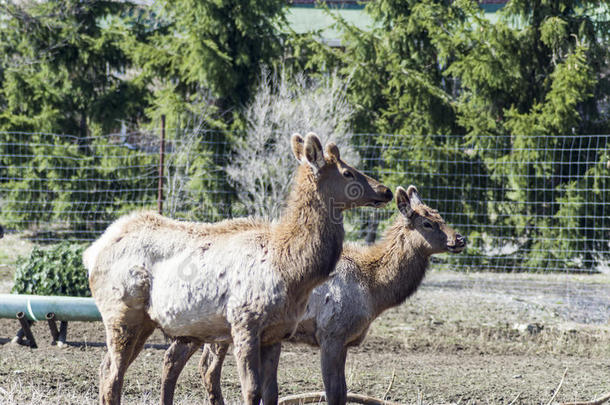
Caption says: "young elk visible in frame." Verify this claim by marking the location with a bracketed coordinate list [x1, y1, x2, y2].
[84, 132, 392, 405]
[196, 185, 466, 405]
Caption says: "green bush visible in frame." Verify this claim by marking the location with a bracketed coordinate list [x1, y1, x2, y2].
[12, 243, 90, 297]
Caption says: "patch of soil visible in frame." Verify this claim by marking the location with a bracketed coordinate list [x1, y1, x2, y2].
[0, 270, 608, 404]
[421, 271, 610, 324]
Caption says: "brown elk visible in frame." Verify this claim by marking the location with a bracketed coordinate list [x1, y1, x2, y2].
[83, 132, 392, 405]
[191, 185, 465, 405]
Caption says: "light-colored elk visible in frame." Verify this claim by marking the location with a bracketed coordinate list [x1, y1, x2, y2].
[84, 132, 392, 405]
[192, 185, 466, 405]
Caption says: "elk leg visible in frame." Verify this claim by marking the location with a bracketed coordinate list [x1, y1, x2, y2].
[160, 338, 201, 405]
[231, 328, 262, 405]
[99, 313, 151, 405]
[261, 342, 282, 405]
[127, 322, 155, 367]
[199, 343, 229, 405]
[320, 342, 348, 405]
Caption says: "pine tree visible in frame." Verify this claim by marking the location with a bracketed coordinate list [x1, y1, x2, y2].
[0, 0, 152, 236]
[440, 0, 610, 270]
[0, 0, 149, 136]
[288, 0, 479, 241]
[131, 0, 287, 126]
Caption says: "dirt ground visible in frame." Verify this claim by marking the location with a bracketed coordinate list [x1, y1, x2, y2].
[0, 268, 608, 405]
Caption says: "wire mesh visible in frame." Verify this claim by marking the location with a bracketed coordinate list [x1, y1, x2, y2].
[1, 130, 608, 273]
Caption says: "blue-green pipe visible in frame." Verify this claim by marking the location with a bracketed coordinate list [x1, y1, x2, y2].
[0, 294, 101, 322]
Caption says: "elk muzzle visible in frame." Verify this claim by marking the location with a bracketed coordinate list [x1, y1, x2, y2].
[447, 233, 466, 253]
[369, 185, 393, 208]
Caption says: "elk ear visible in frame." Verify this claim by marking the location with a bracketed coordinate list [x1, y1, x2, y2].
[291, 133, 305, 162]
[303, 132, 326, 173]
[325, 142, 340, 162]
[406, 185, 423, 207]
[396, 186, 413, 220]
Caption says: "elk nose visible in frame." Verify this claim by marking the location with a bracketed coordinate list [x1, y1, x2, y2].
[380, 186, 393, 201]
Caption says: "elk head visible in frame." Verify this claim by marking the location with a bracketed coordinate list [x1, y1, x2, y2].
[291, 133, 393, 211]
[396, 185, 466, 254]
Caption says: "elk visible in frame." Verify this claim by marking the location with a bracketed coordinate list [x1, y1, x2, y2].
[84, 132, 392, 405]
[193, 185, 466, 405]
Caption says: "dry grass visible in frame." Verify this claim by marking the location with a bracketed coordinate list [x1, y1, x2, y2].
[0, 379, 207, 405]
[0, 320, 608, 404]
[0, 255, 608, 404]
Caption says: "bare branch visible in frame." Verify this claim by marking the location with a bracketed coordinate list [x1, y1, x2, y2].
[383, 367, 396, 401]
[279, 391, 403, 405]
[508, 391, 522, 405]
[560, 393, 610, 405]
[226, 67, 358, 219]
[547, 368, 568, 405]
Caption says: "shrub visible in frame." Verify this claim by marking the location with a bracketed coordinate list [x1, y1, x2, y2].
[12, 243, 90, 297]
[226, 68, 358, 219]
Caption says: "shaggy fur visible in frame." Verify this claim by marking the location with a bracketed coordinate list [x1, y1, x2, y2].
[196, 185, 466, 405]
[85, 132, 392, 405]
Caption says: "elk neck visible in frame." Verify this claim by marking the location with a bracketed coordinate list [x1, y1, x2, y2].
[359, 217, 430, 316]
[271, 164, 345, 295]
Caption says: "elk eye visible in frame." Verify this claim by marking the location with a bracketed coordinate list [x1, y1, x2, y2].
[423, 221, 433, 229]
[342, 170, 354, 178]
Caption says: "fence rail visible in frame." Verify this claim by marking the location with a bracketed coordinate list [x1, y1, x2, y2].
[1, 130, 608, 273]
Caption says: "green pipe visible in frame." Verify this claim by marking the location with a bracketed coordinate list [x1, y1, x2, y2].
[0, 294, 101, 322]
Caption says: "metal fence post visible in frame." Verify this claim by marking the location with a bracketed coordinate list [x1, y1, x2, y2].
[158, 115, 166, 215]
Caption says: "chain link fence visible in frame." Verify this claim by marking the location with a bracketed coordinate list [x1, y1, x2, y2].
[1, 130, 609, 273]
